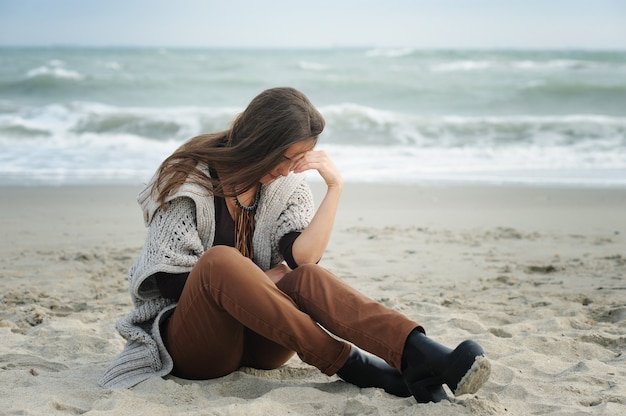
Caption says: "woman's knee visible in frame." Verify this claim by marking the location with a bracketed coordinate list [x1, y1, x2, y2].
[197, 245, 243, 270]
[279, 263, 334, 293]
[187, 246, 242, 288]
[194, 245, 267, 292]
[202, 245, 242, 261]
[295, 263, 334, 281]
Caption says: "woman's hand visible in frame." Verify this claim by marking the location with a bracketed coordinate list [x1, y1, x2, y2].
[265, 263, 292, 284]
[293, 150, 343, 190]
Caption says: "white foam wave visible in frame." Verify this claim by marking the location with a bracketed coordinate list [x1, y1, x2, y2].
[3, 101, 625, 148]
[365, 48, 414, 58]
[510, 59, 592, 70]
[298, 61, 330, 71]
[430, 59, 602, 73]
[101, 61, 122, 70]
[431, 60, 494, 72]
[320, 103, 626, 147]
[0, 102, 240, 142]
[25, 65, 84, 80]
[0, 131, 179, 185]
[321, 103, 398, 126]
[315, 144, 626, 187]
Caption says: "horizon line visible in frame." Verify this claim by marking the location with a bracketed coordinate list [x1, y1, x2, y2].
[1, 44, 625, 52]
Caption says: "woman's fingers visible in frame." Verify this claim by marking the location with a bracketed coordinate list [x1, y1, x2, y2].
[293, 150, 342, 187]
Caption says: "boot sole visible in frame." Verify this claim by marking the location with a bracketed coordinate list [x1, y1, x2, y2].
[453, 355, 491, 396]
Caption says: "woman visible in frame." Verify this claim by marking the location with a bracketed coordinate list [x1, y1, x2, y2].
[100, 87, 490, 404]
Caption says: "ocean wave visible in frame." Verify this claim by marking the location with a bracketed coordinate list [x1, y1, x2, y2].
[365, 48, 415, 58]
[0, 130, 180, 186]
[0, 121, 50, 137]
[2, 48, 624, 118]
[360, 49, 622, 73]
[430, 60, 496, 72]
[2, 101, 625, 149]
[520, 82, 626, 96]
[25, 65, 84, 80]
[100, 61, 122, 70]
[0, 65, 86, 93]
[0, 102, 239, 142]
[510, 59, 592, 70]
[320, 103, 626, 147]
[429, 58, 615, 73]
[70, 103, 239, 140]
[71, 107, 192, 141]
[298, 61, 331, 71]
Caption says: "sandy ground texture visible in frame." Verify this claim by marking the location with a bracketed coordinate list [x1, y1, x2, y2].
[0, 184, 625, 415]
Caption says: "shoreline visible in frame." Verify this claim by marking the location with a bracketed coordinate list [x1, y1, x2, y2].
[1, 183, 625, 415]
[3, 183, 623, 252]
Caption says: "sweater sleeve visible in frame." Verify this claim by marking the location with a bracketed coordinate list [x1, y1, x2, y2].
[269, 180, 315, 268]
[129, 197, 205, 301]
[279, 231, 301, 269]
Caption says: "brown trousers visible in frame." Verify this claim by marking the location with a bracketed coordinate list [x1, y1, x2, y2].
[163, 245, 421, 380]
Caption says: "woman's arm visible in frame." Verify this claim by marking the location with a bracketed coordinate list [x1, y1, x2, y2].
[290, 150, 343, 265]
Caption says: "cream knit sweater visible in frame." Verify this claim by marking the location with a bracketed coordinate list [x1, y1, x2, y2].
[99, 170, 314, 389]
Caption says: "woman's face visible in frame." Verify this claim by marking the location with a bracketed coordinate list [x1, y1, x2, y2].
[260, 139, 316, 184]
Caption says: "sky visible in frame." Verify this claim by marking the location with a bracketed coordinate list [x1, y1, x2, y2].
[0, 0, 625, 49]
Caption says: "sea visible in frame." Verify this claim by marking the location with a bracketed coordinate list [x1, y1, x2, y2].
[1, 47, 625, 187]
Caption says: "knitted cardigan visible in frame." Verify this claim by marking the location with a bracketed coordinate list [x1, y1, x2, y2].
[99, 170, 314, 389]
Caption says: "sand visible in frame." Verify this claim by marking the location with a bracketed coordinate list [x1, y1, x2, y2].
[1, 183, 624, 415]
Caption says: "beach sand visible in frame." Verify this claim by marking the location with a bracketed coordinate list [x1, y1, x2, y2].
[1, 183, 624, 415]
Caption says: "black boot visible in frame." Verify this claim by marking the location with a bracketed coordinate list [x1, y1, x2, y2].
[401, 330, 491, 404]
[336, 346, 413, 398]
[337, 346, 411, 397]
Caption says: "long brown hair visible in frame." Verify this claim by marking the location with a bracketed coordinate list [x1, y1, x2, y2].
[152, 87, 325, 208]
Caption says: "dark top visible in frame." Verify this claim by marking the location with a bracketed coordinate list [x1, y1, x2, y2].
[155, 194, 301, 300]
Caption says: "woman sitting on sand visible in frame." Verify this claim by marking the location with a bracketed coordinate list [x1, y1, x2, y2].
[100, 87, 490, 404]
